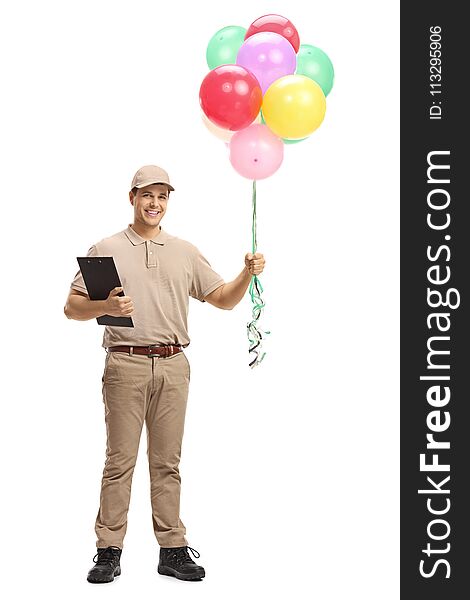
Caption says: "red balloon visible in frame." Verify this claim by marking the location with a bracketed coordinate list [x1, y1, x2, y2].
[199, 65, 262, 131]
[245, 14, 300, 53]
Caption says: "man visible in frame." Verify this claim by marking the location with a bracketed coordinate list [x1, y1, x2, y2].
[64, 165, 265, 584]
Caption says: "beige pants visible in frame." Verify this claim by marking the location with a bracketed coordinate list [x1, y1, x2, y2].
[95, 350, 190, 549]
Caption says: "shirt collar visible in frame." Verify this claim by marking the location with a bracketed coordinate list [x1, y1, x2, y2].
[124, 224, 169, 246]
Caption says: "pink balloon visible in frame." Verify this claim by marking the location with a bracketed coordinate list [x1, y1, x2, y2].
[229, 124, 284, 180]
[236, 32, 296, 94]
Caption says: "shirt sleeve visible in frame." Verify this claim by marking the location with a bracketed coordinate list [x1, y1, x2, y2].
[70, 244, 98, 293]
[189, 245, 225, 303]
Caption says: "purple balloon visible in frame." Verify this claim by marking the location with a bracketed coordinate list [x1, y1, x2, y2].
[236, 32, 297, 94]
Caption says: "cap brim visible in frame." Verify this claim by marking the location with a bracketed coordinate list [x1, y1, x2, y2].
[135, 180, 175, 192]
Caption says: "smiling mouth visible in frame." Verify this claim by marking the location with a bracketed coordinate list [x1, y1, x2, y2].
[145, 210, 161, 217]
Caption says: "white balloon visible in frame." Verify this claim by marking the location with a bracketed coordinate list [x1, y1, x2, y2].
[201, 111, 262, 143]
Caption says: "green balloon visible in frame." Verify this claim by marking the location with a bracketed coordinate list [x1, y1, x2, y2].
[206, 26, 247, 70]
[260, 111, 307, 144]
[296, 44, 334, 96]
[283, 137, 307, 145]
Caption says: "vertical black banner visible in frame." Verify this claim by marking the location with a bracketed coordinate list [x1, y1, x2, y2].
[401, 2, 468, 598]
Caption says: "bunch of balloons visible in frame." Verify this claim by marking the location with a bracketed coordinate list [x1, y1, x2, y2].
[199, 14, 334, 368]
[199, 13, 334, 180]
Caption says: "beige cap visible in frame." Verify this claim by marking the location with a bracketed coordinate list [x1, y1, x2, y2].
[130, 165, 175, 192]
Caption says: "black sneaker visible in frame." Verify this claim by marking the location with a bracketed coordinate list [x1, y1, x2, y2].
[158, 545, 205, 581]
[87, 546, 122, 583]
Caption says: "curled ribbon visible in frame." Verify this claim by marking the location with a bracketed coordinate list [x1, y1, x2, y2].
[247, 180, 271, 368]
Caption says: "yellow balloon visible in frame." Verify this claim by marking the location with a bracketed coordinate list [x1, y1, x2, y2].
[262, 75, 326, 140]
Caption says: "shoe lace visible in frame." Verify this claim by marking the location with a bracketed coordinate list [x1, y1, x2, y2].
[92, 546, 121, 566]
[171, 546, 201, 566]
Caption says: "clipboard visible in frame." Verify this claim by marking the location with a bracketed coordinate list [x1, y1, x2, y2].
[76, 256, 134, 327]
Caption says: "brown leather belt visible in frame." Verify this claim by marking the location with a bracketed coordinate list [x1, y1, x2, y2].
[107, 345, 183, 357]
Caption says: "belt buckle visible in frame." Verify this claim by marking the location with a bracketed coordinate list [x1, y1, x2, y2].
[147, 344, 173, 358]
[147, 344, 159, 357]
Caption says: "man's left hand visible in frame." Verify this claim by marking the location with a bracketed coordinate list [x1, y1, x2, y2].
[245, 252, 265, 276]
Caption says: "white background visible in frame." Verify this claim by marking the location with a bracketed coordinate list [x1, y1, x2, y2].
[0, 1, 399, 598]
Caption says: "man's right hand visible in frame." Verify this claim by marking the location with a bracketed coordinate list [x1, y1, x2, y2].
[105, 287, 134, 317]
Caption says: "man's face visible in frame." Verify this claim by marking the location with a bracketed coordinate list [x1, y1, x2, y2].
[130, 183, 169, 228]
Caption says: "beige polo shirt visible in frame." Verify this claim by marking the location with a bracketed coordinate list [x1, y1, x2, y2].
[70, 224, 225, 349]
